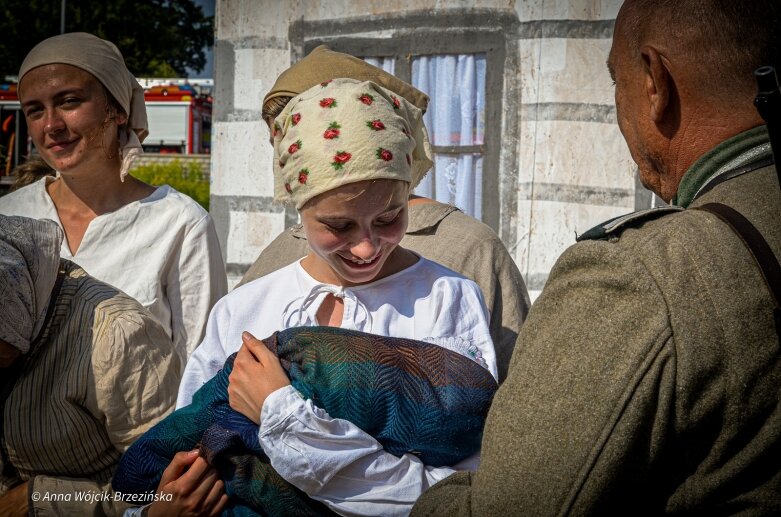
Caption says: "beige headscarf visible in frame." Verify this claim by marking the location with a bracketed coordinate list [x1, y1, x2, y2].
[264, 45, 429, 112]
[0, 215, 62, 354]
[273, 78, 433, 209]
[18, 32, 148, 182]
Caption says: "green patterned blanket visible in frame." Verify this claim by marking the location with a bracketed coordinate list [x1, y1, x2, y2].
[112, 326, 498, 516]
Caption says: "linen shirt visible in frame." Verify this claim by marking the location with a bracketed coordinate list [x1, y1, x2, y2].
[178, 256, 496, 516]
[0, 178, 227, 362]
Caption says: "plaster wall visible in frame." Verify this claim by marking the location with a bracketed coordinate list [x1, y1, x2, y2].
[212, 0, 635, 296]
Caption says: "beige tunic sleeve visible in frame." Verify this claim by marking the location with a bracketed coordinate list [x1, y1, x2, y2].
[30, 299, 180, 516]
[237, 226, 309, 287]
[90, 302, 181, 450]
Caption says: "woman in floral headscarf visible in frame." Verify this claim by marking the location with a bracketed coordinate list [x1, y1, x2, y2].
[0, 32, 227, 364]
[162, 78, 496, 517]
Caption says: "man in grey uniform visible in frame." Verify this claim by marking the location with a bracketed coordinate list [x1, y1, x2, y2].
[413, 0, 781, 514]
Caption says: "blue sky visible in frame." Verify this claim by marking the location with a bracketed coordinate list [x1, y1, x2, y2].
[189, 0, 215, 78]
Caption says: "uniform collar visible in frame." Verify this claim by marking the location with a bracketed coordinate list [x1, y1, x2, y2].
[673, 125, 772, 208]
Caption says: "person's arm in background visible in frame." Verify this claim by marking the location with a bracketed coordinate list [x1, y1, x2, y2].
[29, 302, 183, 516]
[403, 207, 530, 383]
[168, 214, 227, 363]
[485, 237, 530, 383]
[236, 226, 309, 288]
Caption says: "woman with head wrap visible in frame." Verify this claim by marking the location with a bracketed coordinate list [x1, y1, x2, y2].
[240, 45, 530, 384]
[160, 78, 496, 516]
[0, 32, 227, 364]
[0, 215, 190, 516]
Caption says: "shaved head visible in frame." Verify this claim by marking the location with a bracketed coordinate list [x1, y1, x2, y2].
[620, 0, 781, 100]
[609, 0, 781, 200]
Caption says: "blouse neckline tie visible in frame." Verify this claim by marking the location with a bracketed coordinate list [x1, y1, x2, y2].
[282, 284, 372, 329]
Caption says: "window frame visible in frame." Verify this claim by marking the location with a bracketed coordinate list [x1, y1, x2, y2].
[296, 30, 506, 231]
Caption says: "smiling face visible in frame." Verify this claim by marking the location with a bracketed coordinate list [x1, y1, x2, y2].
[300, 179, 410, 287]
[19, 64, 126, 175]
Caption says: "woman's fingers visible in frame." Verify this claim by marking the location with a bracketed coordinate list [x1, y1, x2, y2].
[149, 455, 226, 517]
[242, 331, 281, 360]
[241, 331, 283, 369]
[200, 477, 226, 513]
[208, 494, 230, 517]
[228, 332, 291, 424]
[158, 449, 199, 488]
[190, 467, 221, 505]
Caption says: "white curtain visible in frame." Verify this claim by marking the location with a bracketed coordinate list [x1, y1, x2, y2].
[362, 57, 395, 75]
[411, 54, 486, 220]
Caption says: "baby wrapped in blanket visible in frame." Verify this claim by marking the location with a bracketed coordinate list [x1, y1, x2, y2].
[112, 326, 497, 516]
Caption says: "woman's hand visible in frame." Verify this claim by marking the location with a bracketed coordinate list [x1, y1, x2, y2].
[0, 481, 29, 517]
[228, 331, 291, 424]
[147, 450, 228, 517]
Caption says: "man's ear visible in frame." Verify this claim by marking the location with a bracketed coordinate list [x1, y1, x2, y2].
[640, 45, 671, 123]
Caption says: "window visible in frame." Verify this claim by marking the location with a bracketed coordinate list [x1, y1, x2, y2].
[411, 54, 486, 220]
[301, 26, 505, 230]
[361, 54, 486, 219]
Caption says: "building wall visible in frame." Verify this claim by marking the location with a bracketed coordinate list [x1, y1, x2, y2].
[212, 0, 639, 295]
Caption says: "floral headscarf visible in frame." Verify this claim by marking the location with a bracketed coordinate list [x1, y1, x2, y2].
[19, 32, 148, 182]
[273, 78, 433, 209]
[0, 216, 62, 354]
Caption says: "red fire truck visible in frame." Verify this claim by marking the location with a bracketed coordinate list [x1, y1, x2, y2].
[139, 80, 212, 155]
[0, 79, 211, 184]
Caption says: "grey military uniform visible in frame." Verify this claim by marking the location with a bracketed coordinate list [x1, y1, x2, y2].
[413, 126, 781, 515]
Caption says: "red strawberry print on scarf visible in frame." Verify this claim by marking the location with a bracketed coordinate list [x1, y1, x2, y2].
[324, 121, 341, 139]
[359, 93, 374, 105]
[288, 140, 302, 154]
[376, 148, 393, 161]
[320, 98, 337, 108]
[367, 119, 385, 131]
[284, 182, 292, 194]
[331, 151, 352, 170]
[298, 168, 310, 184]
[391, 95, 401, 109]
[320, 79, 333, 87]
[291, 113, 301, 125]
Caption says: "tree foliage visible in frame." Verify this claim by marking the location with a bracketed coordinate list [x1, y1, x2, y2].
[0, 0, 213, 79]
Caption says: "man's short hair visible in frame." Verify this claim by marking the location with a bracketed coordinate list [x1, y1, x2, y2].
[623, 0, 781, 97]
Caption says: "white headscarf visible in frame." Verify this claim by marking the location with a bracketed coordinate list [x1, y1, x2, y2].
[0, 216, 62, 354]
[19, 32, 148, 181]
